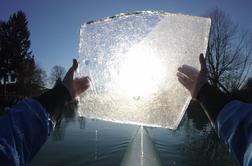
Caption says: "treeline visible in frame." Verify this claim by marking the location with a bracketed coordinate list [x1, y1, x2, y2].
[1, 9, 252, 106]
[0, 11, 46, 104]
[0, 10, 67, 109]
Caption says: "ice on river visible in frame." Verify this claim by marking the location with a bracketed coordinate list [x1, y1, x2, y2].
[76, 11, 211, 129]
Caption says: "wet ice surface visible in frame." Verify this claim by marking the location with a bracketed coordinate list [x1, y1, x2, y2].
[77, 11, 211, 129]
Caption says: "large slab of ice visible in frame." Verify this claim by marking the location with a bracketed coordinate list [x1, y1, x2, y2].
[76, 11, 211, 129]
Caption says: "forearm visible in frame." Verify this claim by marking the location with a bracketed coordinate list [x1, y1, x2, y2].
[215, 100, 252, 165]
[0, 99, 55, 165]
[196, 83, 252, 165]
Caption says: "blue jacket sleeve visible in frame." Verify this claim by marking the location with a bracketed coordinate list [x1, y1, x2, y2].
[215, 100, 252, 166]
[0, 99, 54, 166]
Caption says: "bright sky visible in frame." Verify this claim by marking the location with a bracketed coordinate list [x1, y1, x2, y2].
[0, 0, 251, 75]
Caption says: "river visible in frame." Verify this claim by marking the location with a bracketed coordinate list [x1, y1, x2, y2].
[31, 102, 239, 166]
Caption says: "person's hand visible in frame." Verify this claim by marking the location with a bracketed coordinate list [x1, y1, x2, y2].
[176, 53, 208, 100]
[63, 59, 90, 99]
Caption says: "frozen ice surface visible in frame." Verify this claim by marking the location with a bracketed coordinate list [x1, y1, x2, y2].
[76, 11, 211, 129]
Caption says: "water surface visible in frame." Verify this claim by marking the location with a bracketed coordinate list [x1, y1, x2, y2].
[31, 102, 239, 166]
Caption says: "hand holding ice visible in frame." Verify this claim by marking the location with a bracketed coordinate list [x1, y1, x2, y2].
[76, 11, 211, 129]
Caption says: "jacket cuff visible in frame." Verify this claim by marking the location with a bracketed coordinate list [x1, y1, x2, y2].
[196, 83, 233, 122]
[34, 80, 71, 121]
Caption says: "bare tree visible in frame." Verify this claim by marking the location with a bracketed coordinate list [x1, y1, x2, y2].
[206, 9, 252, 92]
[49, 65, 66, 87]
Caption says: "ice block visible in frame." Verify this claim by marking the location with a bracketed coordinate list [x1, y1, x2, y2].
[76, 11, 211, 129]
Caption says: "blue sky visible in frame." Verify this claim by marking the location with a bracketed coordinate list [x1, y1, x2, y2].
[0, 0, 252, 75]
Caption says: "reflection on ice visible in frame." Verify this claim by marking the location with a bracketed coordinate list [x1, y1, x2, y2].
[77, 11, 211, 129]
[121, 126, 162, 166]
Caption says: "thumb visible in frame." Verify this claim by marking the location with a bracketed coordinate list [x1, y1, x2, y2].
[63, 59, 78, 98]
[72, 59, 78, 71]
[199, 53, 207, 72]
[64, 59, 78, 82]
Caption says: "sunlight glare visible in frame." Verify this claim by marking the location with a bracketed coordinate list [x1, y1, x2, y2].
[117, 45, 165, 99]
